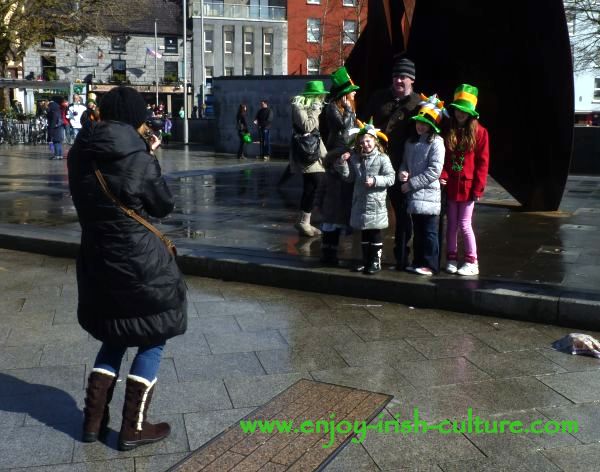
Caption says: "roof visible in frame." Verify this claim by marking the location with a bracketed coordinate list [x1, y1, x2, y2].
[106, 0, 183, 36]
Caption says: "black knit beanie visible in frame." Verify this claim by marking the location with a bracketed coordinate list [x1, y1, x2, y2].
[392, 57, 416, 80]
[98, 86, 148, 128]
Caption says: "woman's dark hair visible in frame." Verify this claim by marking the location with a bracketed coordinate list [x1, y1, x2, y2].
[237, 104, 247, 115]
[98, 86, 148, 128]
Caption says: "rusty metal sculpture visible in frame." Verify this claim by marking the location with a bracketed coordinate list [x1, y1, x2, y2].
[347, 0, 573, 211]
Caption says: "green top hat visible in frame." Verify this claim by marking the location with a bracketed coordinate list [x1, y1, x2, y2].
[449, 84, 480, 119]
[329, 66, 360, 100]
[301, 80, 328, 96]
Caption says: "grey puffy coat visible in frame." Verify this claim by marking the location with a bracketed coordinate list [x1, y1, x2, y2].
[400, 134, 445, 215]
[335, 149, 395, 230]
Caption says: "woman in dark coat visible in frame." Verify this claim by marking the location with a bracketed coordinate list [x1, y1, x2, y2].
[67, 86, 187, 452]
[236, 103, 249, 159]
[46, 96, 65, 159]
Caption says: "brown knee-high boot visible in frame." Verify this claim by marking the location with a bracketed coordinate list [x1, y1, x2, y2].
[83, 368, 117, 442]
[118, 375, 170, 451]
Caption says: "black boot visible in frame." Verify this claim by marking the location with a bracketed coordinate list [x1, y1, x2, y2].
[320, 231, 339, 266]
[365, 243, 383, 275]
[352, 242, 369, 272]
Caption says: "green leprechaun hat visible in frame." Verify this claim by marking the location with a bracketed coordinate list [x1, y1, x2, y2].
[329, 66, 360, 100]
[449, 84, 480, 119]
[300, 80, 329, 96]
[411, 93, 449, 133]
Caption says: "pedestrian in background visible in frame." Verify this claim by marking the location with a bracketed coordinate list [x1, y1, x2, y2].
[67, 86, 187, 452]
[440, 84, 490, 276]
[46, 96, 65, 160]
[399, 94, 447, 276]
[68, 94, 87, 141]
[254, 99, 273, 160]
[290, 81, 328, 237]
[236, 103, 250, 160]
[335, 121, 395, 274]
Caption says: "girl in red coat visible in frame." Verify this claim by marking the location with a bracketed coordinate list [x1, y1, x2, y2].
[440, 84, 489, 276]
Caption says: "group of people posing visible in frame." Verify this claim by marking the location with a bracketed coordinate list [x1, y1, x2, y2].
[288, 55, 490, 277]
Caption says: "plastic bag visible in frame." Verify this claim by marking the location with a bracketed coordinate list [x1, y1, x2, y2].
[552, 333, 600, 358]
[242, 132, 252, 143]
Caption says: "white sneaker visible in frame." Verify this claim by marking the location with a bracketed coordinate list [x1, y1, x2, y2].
[415, 267, 433, 276]
[405, 266, 417, 273]
[445, 261, 458, 274]
[457, 262, 479, 276]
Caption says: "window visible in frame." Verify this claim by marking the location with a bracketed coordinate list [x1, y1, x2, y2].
[307, 57, 319, 75]
[205, 30, 214, 53]
[41, 56, 57, 80]
[111, 35, 127, 52]
[594, 78, 600, 101]
[164, 37, 178, 54]
[263, 33, 273, 55]
[224, 67, 234, 76]
[307, 0, 320, 3]
[263, 68, 273, 76]
[343, 19, 358, 44]
[244, 32, 254, 54]
[307, 18, 321, 42]
[566, 10, 576, 35]
[205, 67, 213, 90]
[111, 59, 127, 83]
[224, 29, 234, 54]
[40, 38, 55, 49]
[164, 61, 178, 83]
[244, 67, 254, 76]
[342, 0, 356, 5]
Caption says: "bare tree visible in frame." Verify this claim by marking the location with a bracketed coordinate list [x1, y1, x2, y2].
[0, 0, 161, 107]
[564, 0, 600, 72]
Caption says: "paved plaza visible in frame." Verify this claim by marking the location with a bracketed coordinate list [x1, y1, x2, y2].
[1, 145, 600, 470]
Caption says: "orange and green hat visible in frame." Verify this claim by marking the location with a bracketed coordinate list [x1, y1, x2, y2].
[411, 93, 448, 133]
[449, 84, 479, 118]
[329, 66, 360, 100]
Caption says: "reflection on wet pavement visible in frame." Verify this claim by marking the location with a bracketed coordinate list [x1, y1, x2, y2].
[1, 144, 600, 291]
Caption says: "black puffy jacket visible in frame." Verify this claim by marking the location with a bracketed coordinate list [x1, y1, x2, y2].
[67, 120, 187, 347]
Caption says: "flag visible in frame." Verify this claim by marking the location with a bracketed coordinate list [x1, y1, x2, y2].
[146, 47, 162, 59]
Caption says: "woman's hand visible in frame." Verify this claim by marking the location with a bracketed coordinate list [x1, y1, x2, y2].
[341, 152, 351, 161]
[365, 176, 375, 187]
[401, 182, 410, 193]
[149, 134, 162, 152]
[439, 178, 447, 185]
[399, 171, 409, 182]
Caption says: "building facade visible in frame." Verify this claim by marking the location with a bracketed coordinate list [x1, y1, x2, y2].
[22, 2, 191, 114]
[190, 0, 287, 112]
[287, 0, 367, 75]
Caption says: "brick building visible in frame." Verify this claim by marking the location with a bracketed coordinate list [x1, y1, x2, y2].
[287, 0, 367, 75]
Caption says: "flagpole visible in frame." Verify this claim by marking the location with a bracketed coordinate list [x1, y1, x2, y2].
[183, 0, 188, 144]
[154, 19, 159, 107]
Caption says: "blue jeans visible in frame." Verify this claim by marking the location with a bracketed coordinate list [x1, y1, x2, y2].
[411, 213, 440, 273]
[93, 342, 165, 381]
[53, 141, 63, 157]
[259, 128, 271, 157]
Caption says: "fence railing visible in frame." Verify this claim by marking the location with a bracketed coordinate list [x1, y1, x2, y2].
[191, 1, 286, 20]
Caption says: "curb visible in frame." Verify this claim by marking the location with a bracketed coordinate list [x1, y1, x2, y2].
[1, 224, 599, 331]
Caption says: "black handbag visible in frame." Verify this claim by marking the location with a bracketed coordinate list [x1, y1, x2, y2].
[292, 129, 321, 165]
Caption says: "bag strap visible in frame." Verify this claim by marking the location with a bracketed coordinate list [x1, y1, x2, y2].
[92, 162, 176, 256]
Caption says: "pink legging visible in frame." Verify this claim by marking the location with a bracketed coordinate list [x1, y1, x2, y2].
[446, 200, 477, 263]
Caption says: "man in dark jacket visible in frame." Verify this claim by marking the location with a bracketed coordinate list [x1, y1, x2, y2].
[364, 56, 422, 270]
[46, 96, 65, 160]
[68, 86, 186, 452]
[253, 99, 273, 161]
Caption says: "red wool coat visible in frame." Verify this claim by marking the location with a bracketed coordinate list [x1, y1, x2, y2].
[441, 123, 490, 201]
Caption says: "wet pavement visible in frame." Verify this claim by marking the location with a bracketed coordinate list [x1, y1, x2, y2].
[2, 145, 600, 470]
[3, 248, 600, 471]
[1, 144, 599, 328]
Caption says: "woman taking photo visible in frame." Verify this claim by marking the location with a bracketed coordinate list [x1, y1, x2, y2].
[67, 86, 187, 451]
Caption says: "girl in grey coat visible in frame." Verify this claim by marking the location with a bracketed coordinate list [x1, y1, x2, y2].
[335, 124, 395, 274]
[399, 95, 447, 275]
